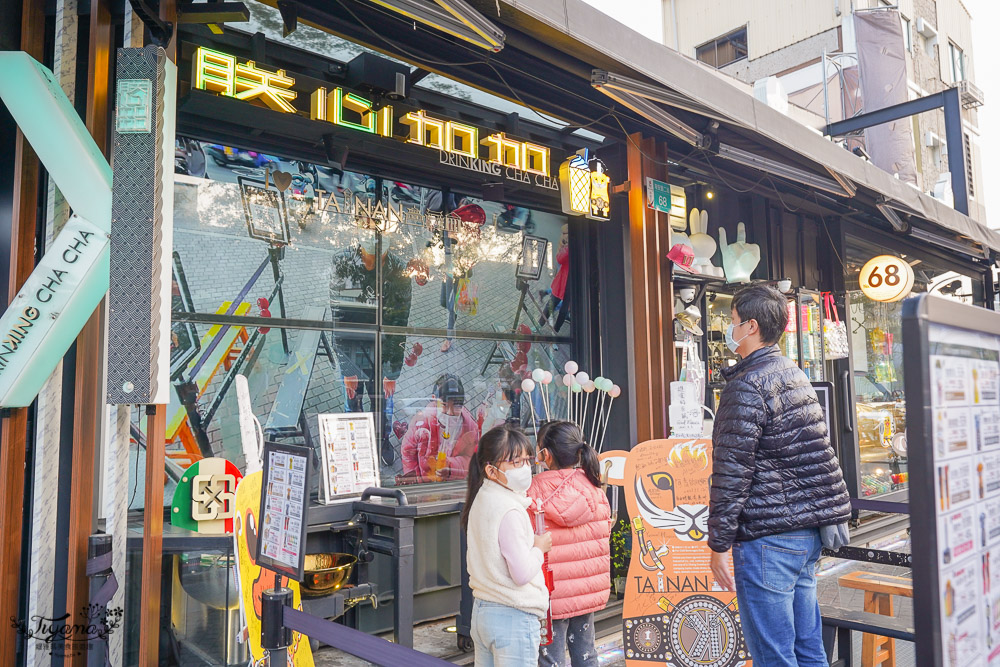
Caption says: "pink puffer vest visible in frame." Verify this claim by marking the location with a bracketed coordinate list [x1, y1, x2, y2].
[528, 469, 611, 620]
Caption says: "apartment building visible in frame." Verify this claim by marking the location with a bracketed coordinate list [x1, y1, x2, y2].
[662, 0, 987, 223]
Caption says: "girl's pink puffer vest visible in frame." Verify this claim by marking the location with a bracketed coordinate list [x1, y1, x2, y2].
[528, 468, 611, 620]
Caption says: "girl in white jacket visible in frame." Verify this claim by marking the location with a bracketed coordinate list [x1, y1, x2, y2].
[462, 424, 553, 666]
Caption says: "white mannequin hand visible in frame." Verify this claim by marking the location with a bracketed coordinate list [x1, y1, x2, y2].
[718, 222, 760, 283]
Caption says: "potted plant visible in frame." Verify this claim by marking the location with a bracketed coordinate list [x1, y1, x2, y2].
[610, 518, 631, 598]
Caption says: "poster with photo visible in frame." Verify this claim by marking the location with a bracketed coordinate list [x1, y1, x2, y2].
[936, 456, 977, 513]
[256, 442, 311, 581]
[938, 506, 977, 571]
[934, 407, 974, 461]
[318, 412, 380, 504]
[975, 408, 1000, 452]
[940, 559, 982, 667]
[978, 451, 1000, 501]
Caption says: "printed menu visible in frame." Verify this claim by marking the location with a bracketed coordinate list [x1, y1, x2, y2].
[318, 413, 379, 504]
[928, 324, 1000, 667]
[259, 447, 309, 573]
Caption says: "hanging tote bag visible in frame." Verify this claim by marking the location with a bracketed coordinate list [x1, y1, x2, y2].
[823, 292, 849, 360]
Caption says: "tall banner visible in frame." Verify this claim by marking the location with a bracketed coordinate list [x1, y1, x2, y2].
[855, 9, 917, 186]
[602, 440, 751, 667]
[107, 45, 176, 404]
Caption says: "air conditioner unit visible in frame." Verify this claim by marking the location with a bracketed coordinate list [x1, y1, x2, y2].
[931, 172, 954, 207]
[924, 131, 943, 148]
[957, 80, 985, 109]
[916, 17, 937, 39]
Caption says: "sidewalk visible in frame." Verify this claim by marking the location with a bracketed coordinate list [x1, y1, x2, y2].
[311, 617, 627, 666]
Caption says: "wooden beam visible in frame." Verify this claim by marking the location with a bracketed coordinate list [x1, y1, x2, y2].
[0, 0, 45, 661]
[139, 408, 167, 667]
[139, 3, 175, 664]
[625, 133, 674, 441]
[626, 133, 654, 441]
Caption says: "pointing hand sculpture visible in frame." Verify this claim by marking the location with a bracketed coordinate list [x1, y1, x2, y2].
[718, 222, 761, 283]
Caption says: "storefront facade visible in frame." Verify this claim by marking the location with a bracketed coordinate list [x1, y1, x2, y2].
[2, 0, 1000, 665]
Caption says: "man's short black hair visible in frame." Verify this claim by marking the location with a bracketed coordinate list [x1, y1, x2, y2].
[732, 285, 789, 345]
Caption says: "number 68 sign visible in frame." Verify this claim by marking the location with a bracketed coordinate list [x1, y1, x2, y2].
[859, 255, 915, 302]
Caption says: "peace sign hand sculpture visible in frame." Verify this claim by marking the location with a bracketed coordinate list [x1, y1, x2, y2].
[718, 222, 760, 283]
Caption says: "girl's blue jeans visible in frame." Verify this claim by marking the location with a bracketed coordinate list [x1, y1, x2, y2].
[471, 598, 541, 667]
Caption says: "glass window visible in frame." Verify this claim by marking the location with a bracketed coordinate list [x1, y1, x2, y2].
[696, 28, 748, 69]
[139, 137, 575, 509]
[844, 235, 981, 498]
[902, 17, 912, 53]
[950, 42, 965, 82]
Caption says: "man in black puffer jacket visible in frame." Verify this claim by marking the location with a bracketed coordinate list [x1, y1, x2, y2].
[708, 285, 851, 667]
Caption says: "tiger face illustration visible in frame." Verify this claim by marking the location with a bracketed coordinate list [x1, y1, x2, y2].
[633, 441, 712, 542]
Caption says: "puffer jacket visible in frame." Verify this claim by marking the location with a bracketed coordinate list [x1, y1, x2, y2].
[528, 469, 611, 619]
[708, 345, 851, 553]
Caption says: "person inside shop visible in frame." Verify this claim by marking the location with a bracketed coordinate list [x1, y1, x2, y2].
[539, 224, 569, 332]
[529, 421, 610, 667]
[463, 424, 551, 666]
[398, 374, 479, 483]
[708, 285, 851, 667]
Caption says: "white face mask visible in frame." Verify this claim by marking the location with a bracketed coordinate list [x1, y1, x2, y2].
[502, 464, 533, 494]
[725, 321, 751, 354]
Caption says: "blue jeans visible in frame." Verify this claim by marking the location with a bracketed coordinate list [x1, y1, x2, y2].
[471, 599, 541, 667]
[732, 528, 827, 667]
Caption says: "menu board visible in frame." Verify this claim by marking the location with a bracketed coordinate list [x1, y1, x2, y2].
[907, 295, 1000, 667]
[256, 441, 311, 581]
[318, 413, 379, 504]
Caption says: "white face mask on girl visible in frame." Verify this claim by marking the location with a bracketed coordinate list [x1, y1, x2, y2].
[502, 464, 533, 494]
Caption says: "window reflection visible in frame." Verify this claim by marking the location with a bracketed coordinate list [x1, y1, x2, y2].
[148, 138, 575, 507]
[845, 235, 983, 497]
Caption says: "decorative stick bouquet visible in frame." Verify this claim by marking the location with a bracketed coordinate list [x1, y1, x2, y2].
[520, 360, 621, 450]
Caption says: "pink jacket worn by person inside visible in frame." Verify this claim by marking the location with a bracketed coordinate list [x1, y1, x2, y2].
[400, 403, 479, 483]
[528, 468, 611, 619]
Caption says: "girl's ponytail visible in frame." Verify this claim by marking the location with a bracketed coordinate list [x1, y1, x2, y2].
[538, 420, 603, 488]
[578, 441, 602, 488]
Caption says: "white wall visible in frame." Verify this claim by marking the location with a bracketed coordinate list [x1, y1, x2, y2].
[581, 0, 663, 43]
[660, 0, 841, 59]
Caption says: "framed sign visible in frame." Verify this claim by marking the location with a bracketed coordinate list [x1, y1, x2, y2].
[811, 381, 834, 441]
[318, 412, 379, 504]
[238, 174, 290, 244]
[905, 295, 1000, 667]
[256, 441, 312, 581]
[516, 235, 549, 281]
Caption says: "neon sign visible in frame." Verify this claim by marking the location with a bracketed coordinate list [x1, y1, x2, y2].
[559, 149, 611, 221]
[191, 47, 568, 192]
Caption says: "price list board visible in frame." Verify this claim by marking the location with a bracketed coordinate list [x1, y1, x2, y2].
[318, 413, 379, 504]
[905, 295, 1000, 667]
[256, 441, 312, 581]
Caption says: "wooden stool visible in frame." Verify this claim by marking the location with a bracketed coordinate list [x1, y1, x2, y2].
[837, 571, 913, 667]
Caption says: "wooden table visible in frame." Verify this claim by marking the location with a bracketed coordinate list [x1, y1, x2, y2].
[837, 571, 913, 667]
